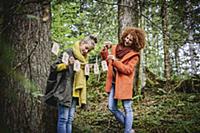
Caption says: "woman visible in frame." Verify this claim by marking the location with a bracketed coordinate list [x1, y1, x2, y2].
[101, 27, 146, 133]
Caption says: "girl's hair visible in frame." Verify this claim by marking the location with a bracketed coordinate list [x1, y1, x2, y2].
[120, 27, 146, 51]
[80, 35, 98, 46]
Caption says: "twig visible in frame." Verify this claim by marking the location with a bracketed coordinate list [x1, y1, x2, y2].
[12, 42, 39, 71]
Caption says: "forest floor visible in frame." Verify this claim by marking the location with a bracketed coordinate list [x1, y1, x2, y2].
[1, 73, 199, 133]
[73, 89, 200, 133]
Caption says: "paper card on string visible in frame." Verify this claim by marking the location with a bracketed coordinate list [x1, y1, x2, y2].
[74, 60, 80, 71]
[101, 60, 108, 71]
[62, 52, 69, 65]
[94, 63, 99, 74]
[51, 42, 60, 55]
[84, 64, 90, 75]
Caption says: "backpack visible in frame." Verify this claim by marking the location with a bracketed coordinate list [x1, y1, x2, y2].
[44, 65, 59, 107]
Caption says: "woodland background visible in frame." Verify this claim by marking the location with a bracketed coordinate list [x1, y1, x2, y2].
[0, 0, 199, 133]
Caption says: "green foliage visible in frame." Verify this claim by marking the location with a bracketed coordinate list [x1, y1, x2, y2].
[72, 87, 200, 132]
[50, 1, 200, 132]
[135, 92, 200, 132]
[51, 0, 199, 79]
[51, 1, 84, 46]
[142, 0, 199, 78]
[75, 60, 200, 132]
[87, 72, 107, 102]
[51, 0, 118, 54]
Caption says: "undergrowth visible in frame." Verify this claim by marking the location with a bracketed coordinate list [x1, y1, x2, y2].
[73, 74, 200, 133]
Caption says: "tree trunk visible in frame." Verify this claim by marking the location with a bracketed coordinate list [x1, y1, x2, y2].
[186, 0, 197, 75]
[118, 0, 138, 38]
[138, 0, 146, 94]
[174, 44, 180, 74]
[161, 0, 171, 82]
[0, 0, 56, 132]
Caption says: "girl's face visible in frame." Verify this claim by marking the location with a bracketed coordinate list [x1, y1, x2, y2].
[80, 43, 94, 56]
[124, 34, 133, 47]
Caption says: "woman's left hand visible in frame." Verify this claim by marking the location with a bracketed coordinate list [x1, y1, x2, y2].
[107, 55, 116, 61]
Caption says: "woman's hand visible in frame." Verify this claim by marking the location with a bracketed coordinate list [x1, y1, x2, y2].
[102, 41, 112, 50]
[107, 55, 116, 61]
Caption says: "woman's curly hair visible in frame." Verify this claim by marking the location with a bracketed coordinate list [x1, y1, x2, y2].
[120, 27, 146, 52]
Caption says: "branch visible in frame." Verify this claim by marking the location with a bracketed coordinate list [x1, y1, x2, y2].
[12, 42, 39, 71]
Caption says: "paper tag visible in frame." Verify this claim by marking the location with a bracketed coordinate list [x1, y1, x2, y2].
[94, 63, 99, 74]
[84, 64, 90, 75]
[62, 52, 69, 65]
[101, 60, 108, 71]
[73, 60, 80, 71]
[51, 42, 60, 55]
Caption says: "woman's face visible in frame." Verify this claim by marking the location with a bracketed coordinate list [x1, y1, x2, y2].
[80, 43, 94, 56]
[124, 34, 133, 47]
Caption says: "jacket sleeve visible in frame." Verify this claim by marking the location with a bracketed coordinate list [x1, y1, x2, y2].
[56, 63, 68, 71]
[112, 55, 139, 75]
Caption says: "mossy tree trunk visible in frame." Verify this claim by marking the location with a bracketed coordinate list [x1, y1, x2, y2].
[0, 0, 56, 132]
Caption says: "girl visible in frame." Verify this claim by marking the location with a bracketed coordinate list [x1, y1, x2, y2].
[47, 35, 97, 133]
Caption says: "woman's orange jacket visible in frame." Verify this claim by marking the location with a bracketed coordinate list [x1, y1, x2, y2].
[101, 45, 139, 99]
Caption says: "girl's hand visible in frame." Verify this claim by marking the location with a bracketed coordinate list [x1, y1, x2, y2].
[69, 56, 75, 64]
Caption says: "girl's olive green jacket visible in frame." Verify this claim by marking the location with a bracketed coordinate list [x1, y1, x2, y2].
[44, 48, 75, 107]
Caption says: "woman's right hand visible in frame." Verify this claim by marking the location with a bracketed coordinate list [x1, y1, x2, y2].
[102, 41, 112, 50]
[100, 41, 112, 60]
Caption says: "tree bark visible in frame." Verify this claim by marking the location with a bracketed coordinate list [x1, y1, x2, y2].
[0, 0, 56, 132]
[186, 0, 197, 74]
[118, 0, 138, 38]
[161, 0, 171, 82]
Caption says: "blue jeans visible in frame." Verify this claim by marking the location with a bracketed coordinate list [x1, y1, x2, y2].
[57, 98, 77, 133]
[108, 84, 133, 133]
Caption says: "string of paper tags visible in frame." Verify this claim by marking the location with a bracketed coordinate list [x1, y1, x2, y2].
[52, 42, 108, 75]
